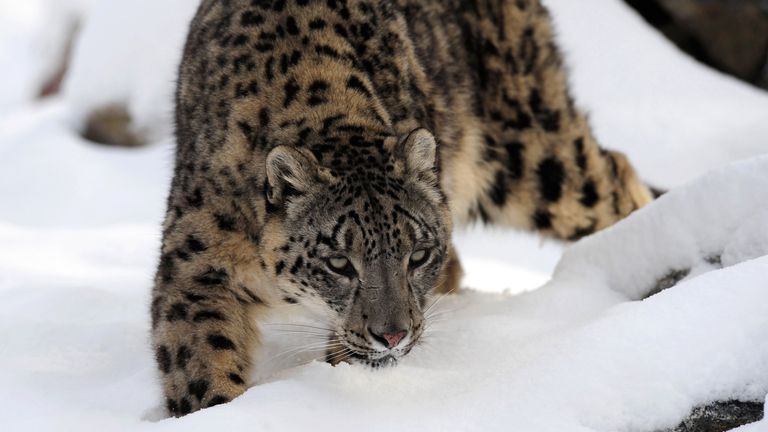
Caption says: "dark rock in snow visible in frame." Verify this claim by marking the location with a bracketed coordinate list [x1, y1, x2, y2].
[662, 400, 764, 432]
[644, 268, 691, 298]
[625, 0, 768, 90]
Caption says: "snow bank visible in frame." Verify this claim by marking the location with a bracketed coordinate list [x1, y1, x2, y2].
[1, 154, 767, 432]
[555, 156, 768, 301]
[0, 101, 173, 228]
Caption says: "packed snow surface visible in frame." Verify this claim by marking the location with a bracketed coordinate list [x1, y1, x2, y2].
[1, 0, 767, 431]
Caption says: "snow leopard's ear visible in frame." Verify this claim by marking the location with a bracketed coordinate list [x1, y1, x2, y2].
[395, 128, 438, 184]
[265, 146, 333, 207]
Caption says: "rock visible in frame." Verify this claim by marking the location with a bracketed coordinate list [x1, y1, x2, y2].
[644, 268, 691, 298]
[82, 105, 147, 147]
[625, 0, 768, 89]
[663, 400, 764, 432]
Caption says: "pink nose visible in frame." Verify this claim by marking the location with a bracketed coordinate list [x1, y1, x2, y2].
[381, 331, 407, 348]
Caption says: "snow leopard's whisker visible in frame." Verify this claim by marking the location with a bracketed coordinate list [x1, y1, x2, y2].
[425, 310, 450, 321]
[410, 337, 439, 357]
[425, 306, 464, 321]
[271, 342, 341, 360]
[271, 336, 341, 350]
[422, 325, 450, 333]
[275, 339, 344, 352]
[419, 332, 450, 345]
[422, 323, 455, 337]
[426, 296, 467, 318]
[421, 313, 456, 333]
[265, 324, 336, 338]
[325, 347, 354, 364]
[271, 341, 347, 362]
[265, 323, 335, 332]
[268, 329, 333, 337]
[423, 284, 461, 317]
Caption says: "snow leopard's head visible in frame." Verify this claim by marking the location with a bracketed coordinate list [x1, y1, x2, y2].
[262, 129, 452, 366]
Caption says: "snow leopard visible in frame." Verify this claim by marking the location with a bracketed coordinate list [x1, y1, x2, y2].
[151, 0, 654, 416]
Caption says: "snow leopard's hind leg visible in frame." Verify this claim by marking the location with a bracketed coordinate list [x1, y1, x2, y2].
[460, 0, 654, 241]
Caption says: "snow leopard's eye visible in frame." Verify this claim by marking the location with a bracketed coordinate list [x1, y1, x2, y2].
[327, 256, 356, 278]
[409, 249, 430, 268]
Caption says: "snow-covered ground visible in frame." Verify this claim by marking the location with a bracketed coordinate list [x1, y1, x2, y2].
[1, 0, 767, 431]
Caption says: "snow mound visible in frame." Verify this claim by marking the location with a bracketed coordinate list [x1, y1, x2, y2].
[557, 156, 768, 302]
[0, 102, 173, 228]
[1, 158, 767, 432]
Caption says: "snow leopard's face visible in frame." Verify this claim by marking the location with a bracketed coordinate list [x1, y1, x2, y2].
[263, 130, 451, 366]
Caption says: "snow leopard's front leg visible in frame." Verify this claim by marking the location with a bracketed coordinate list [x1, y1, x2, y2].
[151, 216, 267, 417]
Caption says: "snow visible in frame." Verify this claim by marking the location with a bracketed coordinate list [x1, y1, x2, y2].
[0, 101, 173, 228]
[549, 0, 768, 187]
[62, 0, 197, 142]
[1, 0, 767, 431]
[0, 0, 89, 115]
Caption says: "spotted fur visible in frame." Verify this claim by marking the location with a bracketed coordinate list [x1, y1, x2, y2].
[152, 0, 653, 416]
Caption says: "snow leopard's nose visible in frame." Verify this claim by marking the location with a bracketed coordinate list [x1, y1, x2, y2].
[368, 326, 408, 349]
